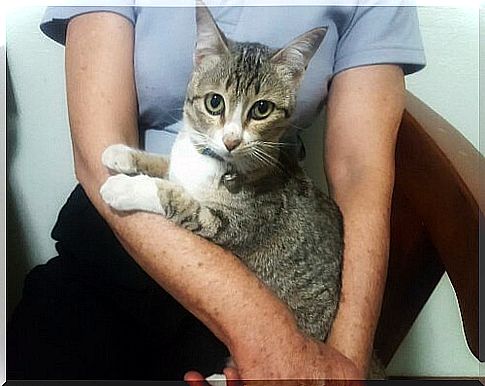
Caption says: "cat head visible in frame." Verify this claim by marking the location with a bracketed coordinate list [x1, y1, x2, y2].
[184, 2, 326, 172]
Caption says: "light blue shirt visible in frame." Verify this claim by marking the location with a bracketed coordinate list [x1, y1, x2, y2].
[41, 4, 426, 155]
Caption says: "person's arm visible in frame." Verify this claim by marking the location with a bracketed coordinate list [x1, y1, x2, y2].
[324, 64, 405, 374]
[66, 9, 290, 354]
[65, 11, 361, 381]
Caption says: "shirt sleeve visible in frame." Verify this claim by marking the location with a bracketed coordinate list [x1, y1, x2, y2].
[334, 6, 426, 76]
[40, 4, 136, 45]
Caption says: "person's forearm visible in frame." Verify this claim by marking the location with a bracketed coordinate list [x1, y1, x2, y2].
[65, 12, 301, 365]
[324, 65, 405, 374]
[326, 169, 393, 373]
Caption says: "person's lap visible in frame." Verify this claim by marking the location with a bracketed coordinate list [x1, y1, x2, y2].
[7, 185, 228, 380]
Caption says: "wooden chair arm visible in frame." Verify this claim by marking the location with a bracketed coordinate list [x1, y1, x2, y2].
[375, 91, 483, 364]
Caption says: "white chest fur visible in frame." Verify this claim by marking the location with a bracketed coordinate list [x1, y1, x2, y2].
[168, 131, 225, 199]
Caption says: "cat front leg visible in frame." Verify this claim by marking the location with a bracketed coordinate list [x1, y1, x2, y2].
[100, 174, 222, 238]
[102, 144, 170, 178]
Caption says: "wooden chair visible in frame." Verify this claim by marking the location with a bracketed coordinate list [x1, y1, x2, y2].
[374, 91, 483, 365]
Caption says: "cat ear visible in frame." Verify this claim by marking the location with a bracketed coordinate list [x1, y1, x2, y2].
[194, 0, 230, 65]
[270, 27, 327, 78]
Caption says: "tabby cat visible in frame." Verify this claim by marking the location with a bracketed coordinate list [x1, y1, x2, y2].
[100, 3, 343, 354]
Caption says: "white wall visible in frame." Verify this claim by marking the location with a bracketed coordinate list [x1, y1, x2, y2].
[407, 7, 480, 149]
[7, 6, 76, 315]
[6, 5, 483, 377]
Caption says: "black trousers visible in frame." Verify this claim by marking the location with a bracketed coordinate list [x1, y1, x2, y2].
[7, 185, 229, 380]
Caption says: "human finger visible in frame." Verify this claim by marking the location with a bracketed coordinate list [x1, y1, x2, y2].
[223, 366, 243, 386]
[184, 370, 208, 386]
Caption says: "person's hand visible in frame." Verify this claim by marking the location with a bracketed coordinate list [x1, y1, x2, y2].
[185, 367, 243, 386]
[184, 335, 365, 386]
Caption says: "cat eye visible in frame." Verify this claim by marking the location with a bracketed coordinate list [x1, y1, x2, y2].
[205, 93, 225, 115]
[250, 100, 274, 120]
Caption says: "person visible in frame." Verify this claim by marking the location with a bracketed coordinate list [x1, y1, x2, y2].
[7, 2, 425, 382]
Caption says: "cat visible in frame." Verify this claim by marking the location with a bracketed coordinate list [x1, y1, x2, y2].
[100, 1, 343, 368]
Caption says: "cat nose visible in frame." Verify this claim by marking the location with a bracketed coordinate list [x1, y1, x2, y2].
[223, 135, 242, 152]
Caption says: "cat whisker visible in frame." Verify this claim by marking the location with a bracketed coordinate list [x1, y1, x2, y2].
[245, 146, 266, 164]
[249, 150, 270, 169]
[234, 145, 256, 157]
[252, 147, 280, 171]
[259, 141, 293, 148]
[257, 143, 291, 153]
[236, 142, 256, 153]
[254, 145, 280, 164]
[188, 129, 220, 151]
[192, 142, 207, 150]
[188, 128, 206, 138]
[254, 146, 287, 177]
[188, 132, 208, 144]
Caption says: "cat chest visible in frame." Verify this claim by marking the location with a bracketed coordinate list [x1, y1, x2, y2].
[168, 133, 224, 199]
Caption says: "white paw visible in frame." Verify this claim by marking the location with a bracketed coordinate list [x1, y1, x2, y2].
[100, 174, 165, 214]
[102, 144, 137, 174]
[206, 373, 227, 386]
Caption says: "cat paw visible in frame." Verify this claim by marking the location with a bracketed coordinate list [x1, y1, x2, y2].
[206, 373, 227, 386]
[100, 174, 165, 215]
[102, 144, 138, 174]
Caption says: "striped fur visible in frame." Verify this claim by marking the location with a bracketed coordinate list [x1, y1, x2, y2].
[101, 3, 345, 353]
